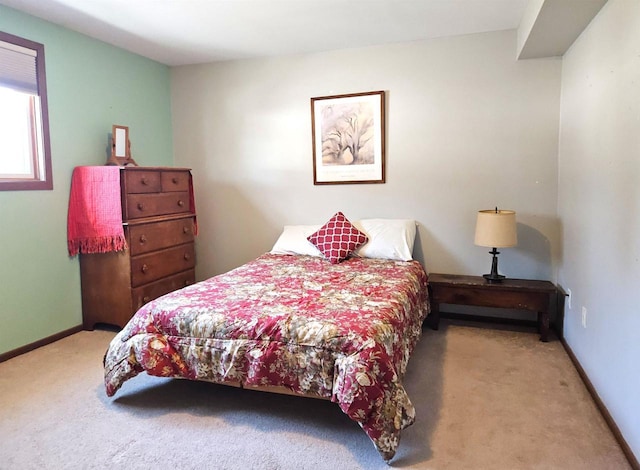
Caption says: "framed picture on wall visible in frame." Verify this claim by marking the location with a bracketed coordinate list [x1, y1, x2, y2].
[311, 90, 385, 185]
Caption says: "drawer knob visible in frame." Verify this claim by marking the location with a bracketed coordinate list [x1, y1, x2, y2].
[141, 264, 149, 273]
[182, 226, 190, 234]
[143, 296, 150, 303]
[184, 280, 190, 286]
[183, 253, 191, 261]
[172, 177, 179, 184]
[177, 200, 185, 207]
[141, 177, 149, 185]
[139, 235, 147, 243]
[137, 202, 145, 211]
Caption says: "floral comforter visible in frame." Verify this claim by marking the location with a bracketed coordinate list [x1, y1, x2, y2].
[104, 253, 429, 461]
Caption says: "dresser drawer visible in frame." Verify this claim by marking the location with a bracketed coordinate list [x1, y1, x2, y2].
[128, 217, 195, 256]
[161, 171, 190, 192]
[123, 169, 161, 193]
[125, 191, 191, 220]
[131, 269, 195, 311]
[131, 243, 196, 287]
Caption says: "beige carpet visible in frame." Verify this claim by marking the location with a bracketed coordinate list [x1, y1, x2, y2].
[0, 320, 631, 469]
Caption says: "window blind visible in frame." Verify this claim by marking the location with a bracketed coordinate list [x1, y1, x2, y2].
[0, 39, 38, 95]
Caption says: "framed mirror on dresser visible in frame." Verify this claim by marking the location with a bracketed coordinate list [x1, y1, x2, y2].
[106, 125, 138, 167]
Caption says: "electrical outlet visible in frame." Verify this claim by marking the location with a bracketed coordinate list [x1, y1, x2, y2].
[567, 289, 572, 309]
[581, 306, 587, 328]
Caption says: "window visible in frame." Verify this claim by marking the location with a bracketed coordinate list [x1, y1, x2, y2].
[0, 31, 52, 191]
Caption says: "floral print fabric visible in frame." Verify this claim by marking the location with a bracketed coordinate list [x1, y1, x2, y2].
[104, 253, 429, 461]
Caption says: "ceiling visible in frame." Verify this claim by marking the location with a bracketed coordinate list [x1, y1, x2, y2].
[0, 0, 529, 66]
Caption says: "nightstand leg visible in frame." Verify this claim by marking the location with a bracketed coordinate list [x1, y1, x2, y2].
[539, 311, 549, 342]
[426, 301, 440, 330]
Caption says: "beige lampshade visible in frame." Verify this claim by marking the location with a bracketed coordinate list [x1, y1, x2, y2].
[474, 209, 517, 248]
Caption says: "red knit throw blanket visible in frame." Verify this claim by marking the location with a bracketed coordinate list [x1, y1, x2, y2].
[67, 166, 127, 257]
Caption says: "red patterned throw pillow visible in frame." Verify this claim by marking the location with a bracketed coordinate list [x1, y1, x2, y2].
[307, 212, 368, 264]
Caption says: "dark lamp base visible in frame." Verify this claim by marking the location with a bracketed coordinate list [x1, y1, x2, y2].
[483, 273, 505, 283]
[483, 247, 507, 283]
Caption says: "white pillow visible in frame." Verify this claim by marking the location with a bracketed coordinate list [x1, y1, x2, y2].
[352, 219, 417, 261]
[270, 225, 323, 257]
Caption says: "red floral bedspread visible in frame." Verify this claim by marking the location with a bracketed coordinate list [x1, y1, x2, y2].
[104, 253, 429, 461]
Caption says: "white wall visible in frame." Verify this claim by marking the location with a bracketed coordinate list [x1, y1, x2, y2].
[171, 29, 561, 284]
[517, 0, 545, 58]
[558, 0, 640, 458]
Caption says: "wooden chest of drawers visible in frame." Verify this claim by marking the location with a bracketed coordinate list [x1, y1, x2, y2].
[80, 167, 196, 330]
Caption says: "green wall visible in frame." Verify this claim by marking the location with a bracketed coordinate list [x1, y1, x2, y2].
[0, 6, 173, 355]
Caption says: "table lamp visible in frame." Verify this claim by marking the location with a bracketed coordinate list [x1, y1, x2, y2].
[474, 208, 517, 283]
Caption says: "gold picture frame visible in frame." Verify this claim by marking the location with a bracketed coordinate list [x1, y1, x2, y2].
[311, 90, 385, 185]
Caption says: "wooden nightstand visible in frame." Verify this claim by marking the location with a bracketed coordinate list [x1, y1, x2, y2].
[427, 273, 558, 341]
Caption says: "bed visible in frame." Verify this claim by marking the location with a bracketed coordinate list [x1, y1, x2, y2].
[104, 214, 430, 461]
